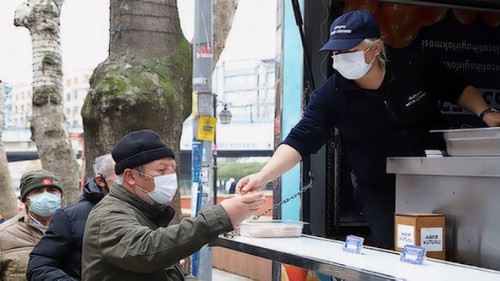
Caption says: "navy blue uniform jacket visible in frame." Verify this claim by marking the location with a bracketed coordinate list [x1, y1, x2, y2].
[26, 179, 105, 281]
[282, 53, 468, 189]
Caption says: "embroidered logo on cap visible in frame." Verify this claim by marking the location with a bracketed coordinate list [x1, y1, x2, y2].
[42, 178, 53, 185]
[332, 25, 351, 35]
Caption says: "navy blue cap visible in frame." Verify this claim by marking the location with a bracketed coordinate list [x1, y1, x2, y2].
[319, 10, 380, 52]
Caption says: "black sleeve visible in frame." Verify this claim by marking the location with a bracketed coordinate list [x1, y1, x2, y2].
[27, 209, 77, 281]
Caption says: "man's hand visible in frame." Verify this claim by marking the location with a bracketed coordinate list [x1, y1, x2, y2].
[220, 192, 266, 227]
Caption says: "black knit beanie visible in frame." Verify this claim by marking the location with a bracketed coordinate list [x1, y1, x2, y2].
[112, 129, 175, 175]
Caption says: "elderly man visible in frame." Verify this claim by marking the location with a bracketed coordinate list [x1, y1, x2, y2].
[0, 169, 63, 281]
[27, 154, 116, 280]
[82, 129, 266, 280]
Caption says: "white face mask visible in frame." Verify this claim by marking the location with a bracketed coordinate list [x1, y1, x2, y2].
[135, 171, 178, 204]
[332, 45, 375, 80]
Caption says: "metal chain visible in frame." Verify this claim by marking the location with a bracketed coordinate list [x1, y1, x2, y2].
[222, 178, 315, 238]
[252, 179, 314, 220]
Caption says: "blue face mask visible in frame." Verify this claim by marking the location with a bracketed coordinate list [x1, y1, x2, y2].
[28, 192, 61, 217]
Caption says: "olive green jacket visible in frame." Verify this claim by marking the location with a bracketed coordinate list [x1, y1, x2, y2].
[0, 210, 44, 281]
[82, 183, 233, 281]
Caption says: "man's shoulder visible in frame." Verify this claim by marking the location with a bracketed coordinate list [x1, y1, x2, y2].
[88, 193, 134, 218]
[0, 213, 24, 233]
[47, 202, 94, 230]
[59, 199, 95, 215]
[0, 214, 32, 250]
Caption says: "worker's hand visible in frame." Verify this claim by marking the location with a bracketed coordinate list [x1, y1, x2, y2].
[235, 173, 268, 195]
[483, 111, 500, 127]
[220, 192, 266, 227]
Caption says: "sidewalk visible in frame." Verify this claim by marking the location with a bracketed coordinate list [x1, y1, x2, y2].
[212, 268, 254, 281]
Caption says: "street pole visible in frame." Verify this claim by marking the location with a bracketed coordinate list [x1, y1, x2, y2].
[213, 94, 218, 206]
[191, 0, 214, 280]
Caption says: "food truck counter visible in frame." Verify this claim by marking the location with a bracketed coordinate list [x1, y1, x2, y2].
[387, 156, 500, 271]
[211, 234, 500, 280]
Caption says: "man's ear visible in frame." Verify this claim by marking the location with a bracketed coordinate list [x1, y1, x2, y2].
[95, 174, 106, 187]
[123, 169, 137, 186]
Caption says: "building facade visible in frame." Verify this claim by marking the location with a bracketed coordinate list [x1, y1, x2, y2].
[2, 69, 92, 131]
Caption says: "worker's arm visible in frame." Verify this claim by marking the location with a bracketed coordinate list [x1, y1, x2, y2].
[456, 86, 500, 127]
[236, 144, 302, 194]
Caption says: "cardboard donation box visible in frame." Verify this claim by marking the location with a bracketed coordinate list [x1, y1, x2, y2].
[395, 213, 446, 260]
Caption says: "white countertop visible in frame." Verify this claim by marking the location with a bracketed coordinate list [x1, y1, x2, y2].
[212, 234, 500, 281]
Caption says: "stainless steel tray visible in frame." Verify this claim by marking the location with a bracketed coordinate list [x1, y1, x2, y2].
[431, 127, 500, 156]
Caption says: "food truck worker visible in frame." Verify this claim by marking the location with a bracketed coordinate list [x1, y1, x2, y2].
[236, 10, 500, 249]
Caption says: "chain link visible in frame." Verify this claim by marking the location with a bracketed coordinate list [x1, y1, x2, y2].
[222, 178, 314, 238]
[252, 179, 314, 220]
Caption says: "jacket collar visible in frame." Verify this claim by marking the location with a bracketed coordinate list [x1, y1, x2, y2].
[79, 178, 105, 204]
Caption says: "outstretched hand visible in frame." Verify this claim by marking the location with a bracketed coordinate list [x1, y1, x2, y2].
[220, 192, 266, 227]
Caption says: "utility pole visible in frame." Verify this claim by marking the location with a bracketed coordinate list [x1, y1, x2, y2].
[191, 0, 214, 280]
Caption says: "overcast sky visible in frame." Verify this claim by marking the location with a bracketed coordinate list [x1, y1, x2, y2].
[0, 0, 276, 85]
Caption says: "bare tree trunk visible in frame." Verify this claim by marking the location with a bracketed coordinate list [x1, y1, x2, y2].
[213, 0, 239, 68]
[82, 0, 238, 225]
[0, 86, 18, 219]
[14, 0, 80, 206]
[82, 0, 191, 225]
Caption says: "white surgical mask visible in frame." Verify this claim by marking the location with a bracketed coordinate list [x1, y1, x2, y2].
[332, 45, 375, 80]
[135, 171, 178, 204]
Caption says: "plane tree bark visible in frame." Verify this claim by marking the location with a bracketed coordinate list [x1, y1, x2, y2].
[82, 0, 237, 225]
[14, 0, 80, 206]
[0, 88, 18, 219]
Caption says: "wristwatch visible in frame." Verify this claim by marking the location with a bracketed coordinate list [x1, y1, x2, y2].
[478, 107, 499, 121]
